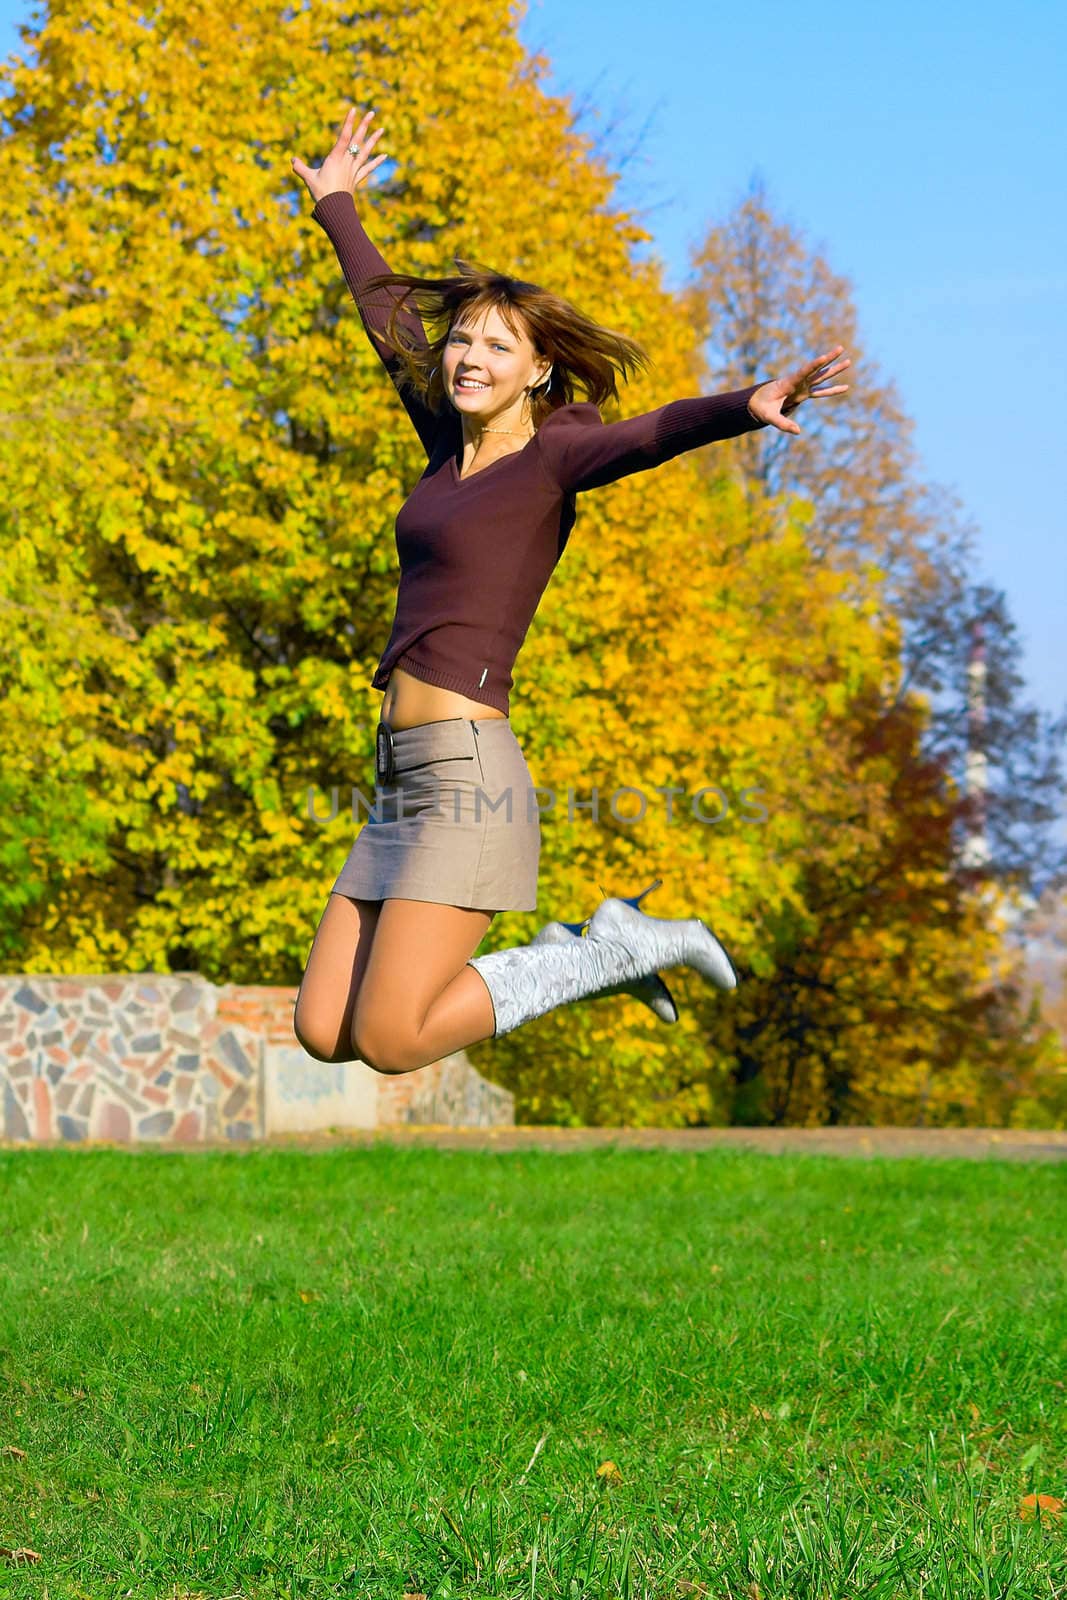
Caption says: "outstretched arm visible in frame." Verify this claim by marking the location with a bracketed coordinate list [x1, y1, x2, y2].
[293, 108, 441, 456]
[538, 345, 852, 495]
[537, 383, 773, 496]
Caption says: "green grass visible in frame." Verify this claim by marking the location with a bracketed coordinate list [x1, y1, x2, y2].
[0, 1146, 1064, 1599]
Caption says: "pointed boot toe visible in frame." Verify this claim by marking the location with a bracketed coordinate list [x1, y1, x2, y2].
[587, 897, 738, 993]
[642, 972, 679, 1023]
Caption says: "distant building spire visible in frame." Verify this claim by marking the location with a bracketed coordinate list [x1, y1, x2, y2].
[961, 617, 992, 870]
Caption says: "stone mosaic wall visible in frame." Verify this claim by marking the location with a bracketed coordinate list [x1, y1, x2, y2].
[0, 973, 514, 1142]
[0, 975, 263, 1142]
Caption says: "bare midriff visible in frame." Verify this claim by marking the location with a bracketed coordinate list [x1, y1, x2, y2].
[378, 663, 509, 732]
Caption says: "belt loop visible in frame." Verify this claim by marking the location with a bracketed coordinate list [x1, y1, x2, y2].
[375, 720, 395, 786]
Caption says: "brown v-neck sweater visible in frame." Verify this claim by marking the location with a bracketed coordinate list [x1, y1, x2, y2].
[311, 190, 772, 716]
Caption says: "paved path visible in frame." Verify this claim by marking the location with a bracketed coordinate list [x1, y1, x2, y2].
[5, 1128, 1065, 1160]
[275, 1126, 1067, 1164]
[208, 1125, 1067, 1161]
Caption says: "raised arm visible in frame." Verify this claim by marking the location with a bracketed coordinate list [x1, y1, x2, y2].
[293, 108, 442, 456]
[535, 385, 773, 496]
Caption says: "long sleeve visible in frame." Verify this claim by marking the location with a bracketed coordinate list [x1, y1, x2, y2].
[535, 385, 772, 495]
[311, 190, 443, 457]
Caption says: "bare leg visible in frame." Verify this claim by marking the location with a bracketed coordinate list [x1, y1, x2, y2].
[352, 898, 498, 1074]
[293, 892, 381, 1062]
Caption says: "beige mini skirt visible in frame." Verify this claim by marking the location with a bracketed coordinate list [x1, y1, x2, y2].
[331, 716, 541, 912]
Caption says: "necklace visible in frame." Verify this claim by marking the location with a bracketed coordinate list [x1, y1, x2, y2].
[457, 425, 531, 478]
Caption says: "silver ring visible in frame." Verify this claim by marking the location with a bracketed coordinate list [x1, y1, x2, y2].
[347, 143, 359, 156]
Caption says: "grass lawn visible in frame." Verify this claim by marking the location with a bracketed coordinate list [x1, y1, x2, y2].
[0, 1144, 1064, 1599]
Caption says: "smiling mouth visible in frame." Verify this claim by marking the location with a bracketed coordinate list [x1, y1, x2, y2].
[455, 378, 490, 391]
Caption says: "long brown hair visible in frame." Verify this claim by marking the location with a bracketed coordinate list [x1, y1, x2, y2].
[357, 253, 654, 426]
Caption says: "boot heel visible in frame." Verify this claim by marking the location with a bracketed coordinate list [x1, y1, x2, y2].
[556, 877, 664, 937]
[620, 876, 663, 912]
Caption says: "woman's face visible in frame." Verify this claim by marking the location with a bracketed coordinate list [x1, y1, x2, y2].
[441, 303, 549, 421]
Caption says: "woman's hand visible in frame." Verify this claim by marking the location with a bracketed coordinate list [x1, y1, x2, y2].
[291, 106, 388, 206]
[747, 344, 852, 435]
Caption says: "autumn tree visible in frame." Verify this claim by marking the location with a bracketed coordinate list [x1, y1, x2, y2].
[675, 172, 1066, 1124]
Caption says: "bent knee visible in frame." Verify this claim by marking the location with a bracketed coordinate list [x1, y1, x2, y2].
[352, 1033, 415, 1075]
[293, 1006, 351, 1065]
[351, 1016, 422, 1076]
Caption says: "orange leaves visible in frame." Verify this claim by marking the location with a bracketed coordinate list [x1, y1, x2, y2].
[0, 1547, 41, 1565]
[1019, 1493, 1064, 1522]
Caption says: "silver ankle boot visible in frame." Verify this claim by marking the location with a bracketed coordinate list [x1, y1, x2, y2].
[586, 896, 737, 990]
[530, 920, 679, 1025]
[468, 895, 736, 1039]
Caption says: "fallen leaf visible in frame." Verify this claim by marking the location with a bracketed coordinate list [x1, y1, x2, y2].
[596, 1459, 622, 1483]
[1, 1446, 26, 1460]
[1019, 1493, 1064, 1522]
[0, 1547, 42, 1565]
[298, 1290, 319, 1303]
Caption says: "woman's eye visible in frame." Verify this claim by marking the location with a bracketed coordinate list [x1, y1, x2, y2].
[450, 336, 509, 351]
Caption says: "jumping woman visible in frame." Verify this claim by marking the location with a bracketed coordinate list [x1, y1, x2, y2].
[290, 106, 851, 1076]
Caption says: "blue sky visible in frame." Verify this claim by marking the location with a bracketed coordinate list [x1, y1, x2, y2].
[516, 0, 1066, 722]
[2, 0, 1063, 721]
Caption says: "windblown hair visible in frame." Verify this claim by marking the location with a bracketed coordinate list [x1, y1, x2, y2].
[358, 253, 654, 425]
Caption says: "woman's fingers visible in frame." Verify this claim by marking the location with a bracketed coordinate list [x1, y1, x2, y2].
[749, 345, 850, 436]
[354, 151, 388, 188]
[795, 345, 845, 381]
[339, 106, 372, 141]
[291, 107, 389, 199]
[780, 347, 850, 398]
[337, 108, 387, 183]
[338, 107, 381, 155]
